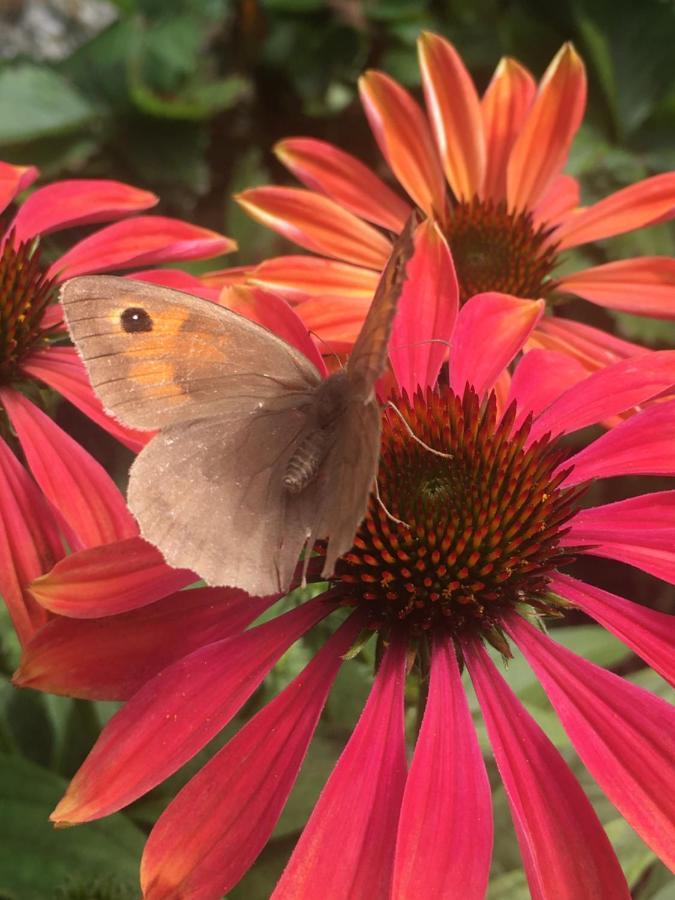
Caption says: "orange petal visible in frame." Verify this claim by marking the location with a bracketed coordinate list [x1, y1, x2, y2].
[533, 174, 580, 228]
[507, 43, 586, 212]
[418, 32, 486, 201]
[236, 186, 391, 269]
[359, 70, 447, 220]
[529, 317, 646, 371]
[481, 57, 535, 201]
[554, 173, 675, 249]
[275, 137, 410, 231]
[250, 255, 379, 302]
[295, 296, 371, 350]
[558, 257, 675, 318]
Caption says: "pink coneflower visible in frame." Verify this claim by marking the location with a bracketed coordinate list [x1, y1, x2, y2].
[234, 34, 675, 373]
[15, 255, 675, 898]
[0, 160, 235, 642]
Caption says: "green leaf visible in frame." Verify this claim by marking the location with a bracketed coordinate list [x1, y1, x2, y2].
[487, 869, 530, 899]
[0, 754, 143, 900]
[0, 66, 95, 144]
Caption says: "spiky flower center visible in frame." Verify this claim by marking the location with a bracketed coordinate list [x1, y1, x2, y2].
[334, 388, 583, 646]
[445, 198, 558, 304]
[0, 236, 57, 384]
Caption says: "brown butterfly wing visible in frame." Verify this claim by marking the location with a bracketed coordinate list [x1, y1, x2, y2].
[346, 211, 419, 400]
[61, 276, 321, 430]
[127, 397, 327, 595]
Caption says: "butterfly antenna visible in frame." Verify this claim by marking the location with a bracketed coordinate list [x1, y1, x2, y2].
[374, 477, 410, 530]
[385, 401, 454, 460]
[308, 329, 344, 370]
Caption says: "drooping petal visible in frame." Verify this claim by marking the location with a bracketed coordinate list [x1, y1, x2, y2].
[275, 138, 410, 231]
[562, 400, 675, 484]
[249, 255, 379, 302]
[418, 32, 486, 202]
[0, 433, 62, 644]
[221, 284, 327, 376]
[481, 56, 535, 201]
[15, 587, 274, 700]
[507, 349, 588, 430]
[563, 492, 675, 585]
[21, 347, 150, 452]
[141, 613, 363, 900]
[0, 389, 136, 549]
[530, 316, 646, 369]
[550, 573, 675, 686]
[295, 296, 371, 351]
[48, 217, 235, 280]
[0, 160, 38, 217]
[557, 257, 675, 318]
[465, 638, 630, 900]
[528, 350, 675, 442]
[29, 536, 194, 618]
[273, 638, 408, 900]
[450, 293, 544, 398]
[507, 44, 586, 211]
[9, 180, 157, 243]
[359, 70, 447, 220]
[532, 174, 580, 228]
[390, 219, 458, 396]
[127, 268, 221, 302]
[51, 597, 331, 824]
[236, 186, 391, 269]
[554, 173, 675, 249]
[506, 614, 675, 870]
[393, 636, 492, 899]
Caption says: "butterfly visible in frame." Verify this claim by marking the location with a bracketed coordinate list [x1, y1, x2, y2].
[60, 214, 417, 597]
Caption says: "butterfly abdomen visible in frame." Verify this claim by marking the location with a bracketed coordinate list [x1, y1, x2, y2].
[283, 428, 332, 494]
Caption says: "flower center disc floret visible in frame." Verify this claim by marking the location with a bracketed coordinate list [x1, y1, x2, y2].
[0, 236, 57, 384]
[334, 387, 583, 643]
[446, 198, 559, 304]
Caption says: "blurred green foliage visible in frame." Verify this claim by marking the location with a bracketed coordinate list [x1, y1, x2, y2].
[1, 0, 675, 897]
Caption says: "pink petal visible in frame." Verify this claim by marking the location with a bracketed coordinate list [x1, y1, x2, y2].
[273, 638, 408, 900]
[198, 265, 254, 289]
[249, 255, 379, 302]
[555, 172, 675, 249]
[9, 180, 157, 243]
[51, 597, 331, 824]
[49, 216, 235, 280]
[507, 349, 588, 430]
[507, 44, 586, 211]
[0, 160, 38, 217]
[393, 636, 492, 899]
[221, 284, 327, 376]
[562, 400, 675, 484]
[29, 536, 194, 618]
[464, 637, 630, 899]
[127, 268, 221, 302]
[557, 257, 675, 318]
[481, 56, 536, 201]
[506, 614, 675, 870]
[529, 350, 675, 442]
[141, 613, 363, 900]
[563, 491, 675, 584]
[532, 174, 580, 228]
[0, 432, 62, 644]
[15, 586, 274, 700]
[0, 389, 136, 549]
[550, 573, 675, 687]
[390, 219, 458, 396]
[275, 137, 410, 231]
[21, 347, 150, 452]
[359, 70, 447, 220]
[450, 293, 544, 398]
[530, 316, 646, 369]
[418, 32, 486, 201]
[236, 186, 391, 269]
